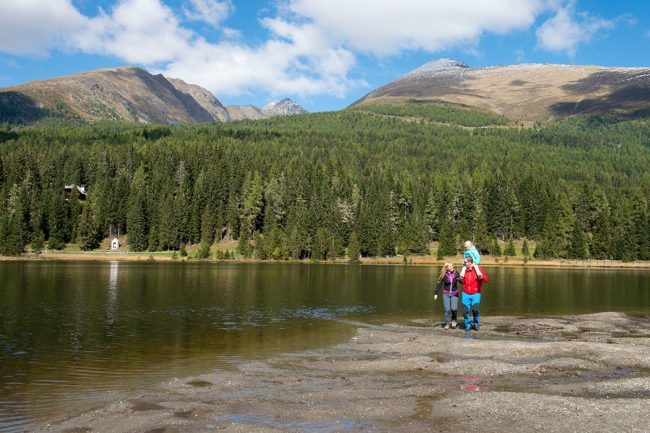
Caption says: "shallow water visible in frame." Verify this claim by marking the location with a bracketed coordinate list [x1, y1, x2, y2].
[0, 261, 648, 431]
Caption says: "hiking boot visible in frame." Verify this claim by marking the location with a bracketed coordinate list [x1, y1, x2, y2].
[451, 321, 457, 329]
[473, 323, 480, 331]
[444, 323, 450, 330]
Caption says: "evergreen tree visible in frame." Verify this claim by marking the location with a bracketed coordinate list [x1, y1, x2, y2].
[78, 203, 101, 251]
[437, 219, 456, 259]
[48, 191, 70, 250]
[504, 238, 516, 256]
[240, 171, 265, 236]
[0, 208, 23, 255]
[126, 191, 149, 251]
[491, 235, 502, 257]
[313, 227, 329, 260]
[590, 210, 612, 259]
[568, 222, 590, 259]
[521, 238, 530, 264]
[347, 231, 361, 264]
[238, 222, 252, 258]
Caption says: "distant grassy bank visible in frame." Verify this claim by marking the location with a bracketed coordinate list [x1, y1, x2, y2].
[3, 249, 649, 269]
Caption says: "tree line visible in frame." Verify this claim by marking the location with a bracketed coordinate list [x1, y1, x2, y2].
[0, 106, 648, 261]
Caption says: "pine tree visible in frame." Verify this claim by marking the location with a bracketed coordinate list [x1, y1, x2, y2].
[78, 203, 101, 251]
[491, 235, 502, 257]
[48, 191, 70, 250]
[313, 227, 329, 260]
[436, 219, 456, 259]
[240, 171, 265, 236]
[568, 222, 589, 259]
[504, 238, 516, 256]
[347, 231, 361, 264]
[238, 222, 252, 258]
[126, 192, 149, 251]
[0, 209, 23, 255]
[521, 238, 530, 264]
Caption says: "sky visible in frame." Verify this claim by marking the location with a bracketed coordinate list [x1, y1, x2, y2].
[0, 0, 648, 112]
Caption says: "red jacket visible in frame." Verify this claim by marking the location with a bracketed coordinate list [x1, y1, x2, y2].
[462, 266, 488, 295]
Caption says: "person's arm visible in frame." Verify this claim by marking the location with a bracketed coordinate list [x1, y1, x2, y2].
[474, 265, 483, 278]
[460, 265, 466, 278]
[434, 280, 442, 299]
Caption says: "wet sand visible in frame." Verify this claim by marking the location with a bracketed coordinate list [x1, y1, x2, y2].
[38, 312, 650, 433]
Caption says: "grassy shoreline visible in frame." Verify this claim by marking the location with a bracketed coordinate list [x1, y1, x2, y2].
[2, 250, 650, 269]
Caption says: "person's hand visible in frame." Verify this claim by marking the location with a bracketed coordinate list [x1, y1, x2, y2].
[434, 295, 438, 301]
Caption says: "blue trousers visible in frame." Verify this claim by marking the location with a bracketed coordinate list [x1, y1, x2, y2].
[462, 293, 481, 329]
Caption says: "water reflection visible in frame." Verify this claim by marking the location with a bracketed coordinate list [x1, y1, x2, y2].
[107, 261, 119, 329]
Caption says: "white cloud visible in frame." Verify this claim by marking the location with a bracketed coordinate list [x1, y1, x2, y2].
[71, 0, 194, 64]
[183, 0, 233, 27]
[158, 26, 363, 98]
[0, 0, 85, 56]
[536, 1, 615, 56]
[285, 0, 552, 56]
[4, 0, 603, 101]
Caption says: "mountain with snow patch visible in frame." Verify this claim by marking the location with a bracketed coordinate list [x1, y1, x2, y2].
[353, 58, 650, 123]
[262, 98, 309, 116]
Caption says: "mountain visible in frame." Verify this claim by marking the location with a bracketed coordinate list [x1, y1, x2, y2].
[225, 104, 268, 121]
[353, 58, 650, 122]
[0, 66, 222, 125]
[226, 98, 308, 121]
[166, 77, 230, 122]
[0, 67, 307, 125]
[262, 98, 309, 116]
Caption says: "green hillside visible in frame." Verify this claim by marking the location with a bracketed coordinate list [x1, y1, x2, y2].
[1, 105, 648, 261]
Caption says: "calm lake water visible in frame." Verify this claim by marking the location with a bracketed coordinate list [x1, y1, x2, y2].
[1, 261, 649, 432]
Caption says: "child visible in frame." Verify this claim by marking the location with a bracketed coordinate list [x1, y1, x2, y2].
[460, 256, 488, 331]
[460, 240, 480, 278]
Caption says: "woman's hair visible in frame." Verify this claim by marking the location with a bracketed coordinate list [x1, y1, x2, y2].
[438, 262, 453, 281]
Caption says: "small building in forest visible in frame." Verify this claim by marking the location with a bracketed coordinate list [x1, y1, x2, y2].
[64, 184, 87, 201]
[111, 237, 120, 250]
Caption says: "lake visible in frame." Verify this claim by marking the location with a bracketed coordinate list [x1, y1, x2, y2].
[1, 261, 648, 432]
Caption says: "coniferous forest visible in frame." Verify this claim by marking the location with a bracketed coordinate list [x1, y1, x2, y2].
[0, 104, 649, 261]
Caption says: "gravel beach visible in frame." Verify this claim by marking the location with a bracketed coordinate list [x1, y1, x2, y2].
[38, 312, 650, 433]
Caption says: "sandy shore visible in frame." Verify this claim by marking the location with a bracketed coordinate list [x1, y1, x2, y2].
[3, 251, 650, 269]
[38, 312, 650, 433]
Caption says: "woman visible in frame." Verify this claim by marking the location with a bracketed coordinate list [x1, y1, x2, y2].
[434, 262, 462, 329]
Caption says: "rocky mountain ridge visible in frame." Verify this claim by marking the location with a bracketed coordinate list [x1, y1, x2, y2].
[263, 98, 309, 116]
[355, 58, 650, 122]
[0, 67, 307, 125]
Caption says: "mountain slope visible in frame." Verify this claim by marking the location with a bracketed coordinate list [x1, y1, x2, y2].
[0, 67, 223, 125]
[354, 58, 650, 122]
[166, 77, 230, 122]
[0, 67, 308, 125]
[226, 104, 268, 121]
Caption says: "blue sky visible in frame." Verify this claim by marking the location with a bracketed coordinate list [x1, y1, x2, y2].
[0, 0, 648, 112]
